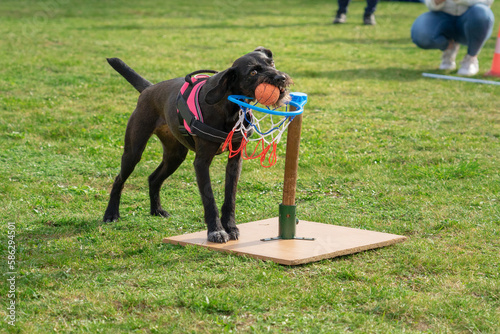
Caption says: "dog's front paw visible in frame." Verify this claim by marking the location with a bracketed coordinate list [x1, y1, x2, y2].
[151, 208, 170, 218]
[207, 230, 230, 243]
[225, 227, 240, 240]
[103, 211, 119, 222]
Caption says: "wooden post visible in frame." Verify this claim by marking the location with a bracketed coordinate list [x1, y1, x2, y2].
[278, 101, 303, 239]
[282, 112, 302, 206]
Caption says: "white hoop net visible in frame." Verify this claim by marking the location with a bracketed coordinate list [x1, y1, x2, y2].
[223, 103, 296, 168]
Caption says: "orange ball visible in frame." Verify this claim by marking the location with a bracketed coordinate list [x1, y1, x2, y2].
[255, 83, 280, 106]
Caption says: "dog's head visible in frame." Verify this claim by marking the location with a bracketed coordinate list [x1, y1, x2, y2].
[205, 47, 293, 107]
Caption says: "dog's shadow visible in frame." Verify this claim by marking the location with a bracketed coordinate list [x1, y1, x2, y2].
[17, 218, 209, 267]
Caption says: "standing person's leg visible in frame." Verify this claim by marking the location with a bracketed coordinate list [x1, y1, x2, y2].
[337, 0, 351, 15]
[333, 0, 351, 24]
[363, 0, 379, 25]
[456, 4, 495, 75]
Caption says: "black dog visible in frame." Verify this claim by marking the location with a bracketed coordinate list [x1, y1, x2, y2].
[103, 47, 293, 243]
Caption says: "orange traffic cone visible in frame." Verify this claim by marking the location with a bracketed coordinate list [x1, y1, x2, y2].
[486, 26, 500, 77]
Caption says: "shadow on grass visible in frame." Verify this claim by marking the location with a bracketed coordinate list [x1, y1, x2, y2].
[81, 20, 327, 31]
[311, 37, 412, 45]
[292, 67, 436, 81]
[19, 217, 103, 240]
[16, 217, 218, 266]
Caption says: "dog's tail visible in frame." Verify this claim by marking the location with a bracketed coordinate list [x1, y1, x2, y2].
[106, 58, 153, 93]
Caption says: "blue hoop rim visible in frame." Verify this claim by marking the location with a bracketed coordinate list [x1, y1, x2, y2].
[228, 95, 304, 116]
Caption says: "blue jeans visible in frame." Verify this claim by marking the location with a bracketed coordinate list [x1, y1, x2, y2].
[411, 4, 494, 56]
[336, 0, 379, 17]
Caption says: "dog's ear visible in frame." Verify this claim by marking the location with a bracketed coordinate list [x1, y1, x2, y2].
[254, 47, 273, 59]
[205, 68, 236, 105]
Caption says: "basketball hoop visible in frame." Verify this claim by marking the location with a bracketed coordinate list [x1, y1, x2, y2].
[223, 93, 306, 168]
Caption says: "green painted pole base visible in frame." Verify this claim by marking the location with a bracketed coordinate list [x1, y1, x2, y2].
[279, 204, 297, 239]
[260, 204, 315, 242]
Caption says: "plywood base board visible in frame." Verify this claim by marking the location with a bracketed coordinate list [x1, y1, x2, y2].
[163, 218, 407, 265]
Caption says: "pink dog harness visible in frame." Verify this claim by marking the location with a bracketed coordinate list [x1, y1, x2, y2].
[178, 74, 209, 134]
[176, 70, 249, 149]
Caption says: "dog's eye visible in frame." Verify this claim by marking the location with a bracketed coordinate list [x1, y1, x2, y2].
[250, 70, 258, 76]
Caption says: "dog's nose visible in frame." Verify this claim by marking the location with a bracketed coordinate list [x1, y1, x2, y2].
[274, 74, 286, 83]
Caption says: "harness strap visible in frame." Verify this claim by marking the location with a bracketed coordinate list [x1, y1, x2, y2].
[177, 94, 247, 144]
[176, 70, 251, 150]
[185, 70, 218, 86]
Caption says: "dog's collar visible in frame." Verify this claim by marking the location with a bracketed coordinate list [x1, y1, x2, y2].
[176, 71, 248, 149]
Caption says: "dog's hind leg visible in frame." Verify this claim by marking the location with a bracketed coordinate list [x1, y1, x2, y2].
[221, 153, 242, 240]
[193, 142, 229, 243]
[148, 132, 188, 217]
[103, 109, 155, 222]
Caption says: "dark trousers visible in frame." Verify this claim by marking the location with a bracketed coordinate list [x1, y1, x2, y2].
[336, 0, 379, 17]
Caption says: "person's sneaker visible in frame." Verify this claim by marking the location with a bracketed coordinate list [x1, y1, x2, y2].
[363, 14, 376, 25]
[439, 43, 460, 70]
[457, 55, 479, 76]
[333, 13, 346, 24]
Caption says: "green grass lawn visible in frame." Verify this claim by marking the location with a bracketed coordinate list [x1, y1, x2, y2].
[1, 0, 499, 332]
